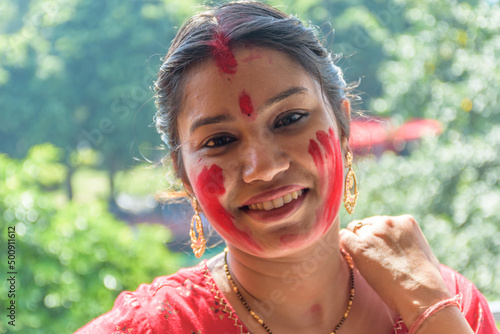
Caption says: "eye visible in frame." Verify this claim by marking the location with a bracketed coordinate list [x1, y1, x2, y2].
[204, 135, 236, 148]
[274, 112, 309, 128]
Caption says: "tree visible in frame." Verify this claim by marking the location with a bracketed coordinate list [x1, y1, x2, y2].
[346, 0, 500, 299]
[0, 144, 181, 333]
[0, 0, 199, 202]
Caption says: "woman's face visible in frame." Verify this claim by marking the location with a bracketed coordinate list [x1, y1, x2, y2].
[177, 46, 346, 257]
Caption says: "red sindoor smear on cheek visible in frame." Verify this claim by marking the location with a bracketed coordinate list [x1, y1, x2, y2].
[308, 128, 343, 234]
[209, 31, 238, 74]
[238, 91, 256, 120]
[194, 164, 261, 252]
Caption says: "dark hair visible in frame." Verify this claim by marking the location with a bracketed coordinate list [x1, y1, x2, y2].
[154, 1, 356, 177]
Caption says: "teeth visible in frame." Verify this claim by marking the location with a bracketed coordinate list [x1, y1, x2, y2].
[247, 190, 304, 211]
[272, 197, 284, 208]
[263, 201, 274, 210]
[283, 193, 292, 204]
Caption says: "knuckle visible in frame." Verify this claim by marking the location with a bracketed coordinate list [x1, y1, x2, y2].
[367, 215, 393, 228]
[382, 216, 394, 227]
[400, 214, 417, 227]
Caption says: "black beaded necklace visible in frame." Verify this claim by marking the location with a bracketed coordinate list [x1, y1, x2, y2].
[223, 248, 355, 334]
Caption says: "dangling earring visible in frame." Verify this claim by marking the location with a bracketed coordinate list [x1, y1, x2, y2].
[343, 151, 358, 214]
[189, 197, 206, 258]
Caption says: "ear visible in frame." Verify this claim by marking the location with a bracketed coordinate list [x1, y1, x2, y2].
[171, 151, 194, 197]
[341, 98, 351, 120]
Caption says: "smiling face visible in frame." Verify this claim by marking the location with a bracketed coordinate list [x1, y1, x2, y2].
[176, 46, 347, 257]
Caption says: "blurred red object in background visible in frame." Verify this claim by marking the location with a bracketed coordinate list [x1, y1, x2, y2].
[349, 118, 442, 157]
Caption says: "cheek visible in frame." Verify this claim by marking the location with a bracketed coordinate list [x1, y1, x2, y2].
[280, 128, 342, 248]
[193, 164, 261, 251]
[309, 128, 343, 232]
[193, 164, 231, 232]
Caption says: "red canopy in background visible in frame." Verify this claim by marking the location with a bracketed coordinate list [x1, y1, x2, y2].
[349, 118, 443, 156]
[349, 118, 391, 156]
[393, 118, 442, 142]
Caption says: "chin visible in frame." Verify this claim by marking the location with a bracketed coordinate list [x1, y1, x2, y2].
[251, 222, 334, 258]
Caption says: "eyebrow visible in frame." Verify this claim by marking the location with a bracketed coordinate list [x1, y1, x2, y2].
[261, 86, 309, 109]
[189, 114, 236, 135]
[189, 86, 309, 134]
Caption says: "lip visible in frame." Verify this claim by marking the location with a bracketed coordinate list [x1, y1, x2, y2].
[241, 185, 306, 207]
[241, 189, 308, 223]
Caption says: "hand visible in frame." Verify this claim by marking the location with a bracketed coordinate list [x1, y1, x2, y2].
[339, 215, 452, 327]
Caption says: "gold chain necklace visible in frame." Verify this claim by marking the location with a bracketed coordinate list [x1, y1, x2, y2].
[223, 248, 355, 334]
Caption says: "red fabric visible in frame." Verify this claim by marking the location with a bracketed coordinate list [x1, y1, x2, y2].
[75, 262, 498, 334]
[440, 265, 498, 333]
[393, 265, 498, 334]
[75, 261, 248, 334]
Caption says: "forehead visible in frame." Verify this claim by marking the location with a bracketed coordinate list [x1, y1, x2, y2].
[178, 46, 321, 118]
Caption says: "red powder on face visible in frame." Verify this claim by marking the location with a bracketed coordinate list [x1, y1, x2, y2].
[238, 91, 256, 120]
[194, 164, 260, 251]
[209, 31, 238, 74]
[310, 303, 322, 314]
[308, 128, 343, 234]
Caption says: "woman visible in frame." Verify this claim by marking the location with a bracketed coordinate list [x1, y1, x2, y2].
[76, 2, 497, 333]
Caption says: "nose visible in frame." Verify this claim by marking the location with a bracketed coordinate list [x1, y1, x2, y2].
[241, 135, 290, 183]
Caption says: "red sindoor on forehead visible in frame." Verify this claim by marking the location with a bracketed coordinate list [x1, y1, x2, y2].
[209, 31, 238, 74]
[238, 91, 256, 120]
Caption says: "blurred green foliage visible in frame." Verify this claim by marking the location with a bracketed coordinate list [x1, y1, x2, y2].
[350, 134, 500, 299]
[0, 0, 200, 201]
[0, 0, 499, 331]
[0, 145, 181, 333]
[345, 0, 500, 300]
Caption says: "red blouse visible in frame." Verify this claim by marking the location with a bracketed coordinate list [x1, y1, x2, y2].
[76, 262, 498, 334]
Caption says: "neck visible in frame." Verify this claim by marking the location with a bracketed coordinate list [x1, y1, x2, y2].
[225, 226, 352, 332]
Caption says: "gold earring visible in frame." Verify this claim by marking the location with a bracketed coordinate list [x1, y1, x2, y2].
[189, 197, 206, 258]
[343, 152, 358, 214]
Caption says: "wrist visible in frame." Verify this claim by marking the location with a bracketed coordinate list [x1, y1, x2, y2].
[398, 287, 453, 327]
[407, 294, 462, 334]
[392, 265, 452, 326]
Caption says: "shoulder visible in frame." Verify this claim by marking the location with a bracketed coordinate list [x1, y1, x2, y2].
[75, 261, 248, 334]
[439, 264, 498, 333]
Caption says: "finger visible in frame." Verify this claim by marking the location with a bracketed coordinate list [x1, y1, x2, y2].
[346, 220, 364, 231]
[339, 229, 372, 269]
[358, 216, 398, 236]
[346, 219, 373, 235]
[393, 214, 422, 233]
[339, 228, 359, 254]
[392, 215, 440, 265]
[361, 215, 390, 227]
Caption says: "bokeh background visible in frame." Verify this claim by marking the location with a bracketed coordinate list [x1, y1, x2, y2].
[1, 0, 499, 332]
